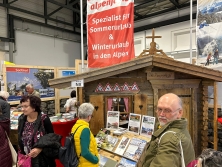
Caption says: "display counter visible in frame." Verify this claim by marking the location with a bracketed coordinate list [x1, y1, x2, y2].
[52, 118, 78, 167]
[52, 118, 78, 145]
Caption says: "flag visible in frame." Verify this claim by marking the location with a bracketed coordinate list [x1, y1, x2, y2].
[87, 0, 135, 68]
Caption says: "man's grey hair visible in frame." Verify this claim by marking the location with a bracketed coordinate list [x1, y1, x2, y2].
[178, 97, 183, 109]
[0, 91, 9, 99]
[78, 103, 94, 119]
[26, 84, 34, 89]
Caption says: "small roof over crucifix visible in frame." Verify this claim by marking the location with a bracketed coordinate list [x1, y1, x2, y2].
[137, 28, 169, 58]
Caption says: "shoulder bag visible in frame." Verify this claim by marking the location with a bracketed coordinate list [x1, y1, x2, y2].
[59, 125, 83, 167]
[158, 131, 185, 167]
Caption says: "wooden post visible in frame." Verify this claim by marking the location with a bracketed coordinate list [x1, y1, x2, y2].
[153, 88, 158, 116]
[191, 88, 198, 153]
[54, 68, 59, 114]
[214, 82, 218, 150]
[201, 84, 209, 150]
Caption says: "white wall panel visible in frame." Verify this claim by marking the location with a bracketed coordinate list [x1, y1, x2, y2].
[12, 30, 81, 67]
[14, 19, 81, 42]
[47, 20, 73, 31]
[0, 6, 7, 38]
[134, 20, 197, 62]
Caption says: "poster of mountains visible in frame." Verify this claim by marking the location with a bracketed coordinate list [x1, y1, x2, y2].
[6, 67, 54, 101]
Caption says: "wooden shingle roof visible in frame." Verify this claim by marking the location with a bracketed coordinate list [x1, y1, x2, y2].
[49, 56, 222, 89]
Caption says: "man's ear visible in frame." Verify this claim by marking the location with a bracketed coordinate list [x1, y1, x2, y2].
[178, 109, 183, 118]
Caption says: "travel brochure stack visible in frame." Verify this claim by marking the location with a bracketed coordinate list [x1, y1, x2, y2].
[107, 111, 156, 138]
[99, 155, 136, 167]
[96, 130, 148, 167]
[10, 109, 23, 129]
[97, 111, 156, 167]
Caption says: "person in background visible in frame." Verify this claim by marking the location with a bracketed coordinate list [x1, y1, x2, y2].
[0, 106, 12, 167]
[142, 93, 195, 167]
[26, 84, 40, 97]
[205, 53, 212, 66]
[213, 49, 219, 65]
[18, 95, 61, 167]
[16, 90, 24, 96]
[64, 90, 79, 116]
[0, 91, 10, 119]
[71, 103, 99, 167]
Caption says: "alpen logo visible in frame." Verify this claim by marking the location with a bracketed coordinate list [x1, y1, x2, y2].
[90, 0, 116, 10]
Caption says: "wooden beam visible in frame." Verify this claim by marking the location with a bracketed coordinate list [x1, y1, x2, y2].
[213, 82, 218, 150]
[191, 88, 198, 154]
[49, 55, 222, 89]
[202, 80, 214, 86]
[153, 62, 222, 82]
[153, 88, 158, 116]
[202, 85, 209, 150]
[153, 57, 222, 77]
[150, 79, 201, 89]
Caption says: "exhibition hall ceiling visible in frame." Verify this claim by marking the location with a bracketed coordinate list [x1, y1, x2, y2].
[0, 0, 197, 34]
[134, 0, 196, 21]
[82, 0, 197, 24]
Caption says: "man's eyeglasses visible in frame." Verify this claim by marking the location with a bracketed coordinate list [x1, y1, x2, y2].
[156, 108, 180, 114]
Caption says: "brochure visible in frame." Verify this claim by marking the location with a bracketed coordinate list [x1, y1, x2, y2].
[123, 138, 147, 162]
[99, 154, 118, 167]
[114, 136, 131, 155]
[107, 111, 119, 129]
[116, 157, 137, 167]
[100, 154, 108, 167]
[140, 115, 155, 138]
[113, 127, 127, 136]
[128, 113, 141, 134]
[96, 129, 119, 151]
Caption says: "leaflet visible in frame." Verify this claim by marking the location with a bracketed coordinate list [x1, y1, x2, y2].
[114, 136, 131, 155]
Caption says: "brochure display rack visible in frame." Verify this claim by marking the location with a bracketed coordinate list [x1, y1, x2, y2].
[97, 130, 150, 167]
[97, 112, 155, 167]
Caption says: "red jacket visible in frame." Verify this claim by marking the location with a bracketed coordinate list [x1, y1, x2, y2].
[207, 54, 211, 60]
[0, 115, 12, 167]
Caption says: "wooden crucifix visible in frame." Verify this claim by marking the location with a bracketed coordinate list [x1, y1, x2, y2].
[138, 28, 168, 57]
[146, 28, 162, 43]
[146, 29, 162, 55]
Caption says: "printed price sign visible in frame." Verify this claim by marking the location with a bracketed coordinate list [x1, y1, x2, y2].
[71, 79, 84, 87]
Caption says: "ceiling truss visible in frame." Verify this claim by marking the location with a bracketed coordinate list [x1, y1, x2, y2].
[0, 0, 197, 42]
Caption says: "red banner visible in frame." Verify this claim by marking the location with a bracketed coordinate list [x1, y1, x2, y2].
[87, 0, 135, 68]
[6, 67, 30, 73]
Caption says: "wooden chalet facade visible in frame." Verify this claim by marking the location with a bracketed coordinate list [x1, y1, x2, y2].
[49, 31, 222, 155]
[49, 55, 222, 155]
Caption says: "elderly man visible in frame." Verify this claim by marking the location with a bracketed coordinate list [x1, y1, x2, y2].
[142, 93, 195, 167]
[0, 91, 10, 119]
[26, 84, 40, 97]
